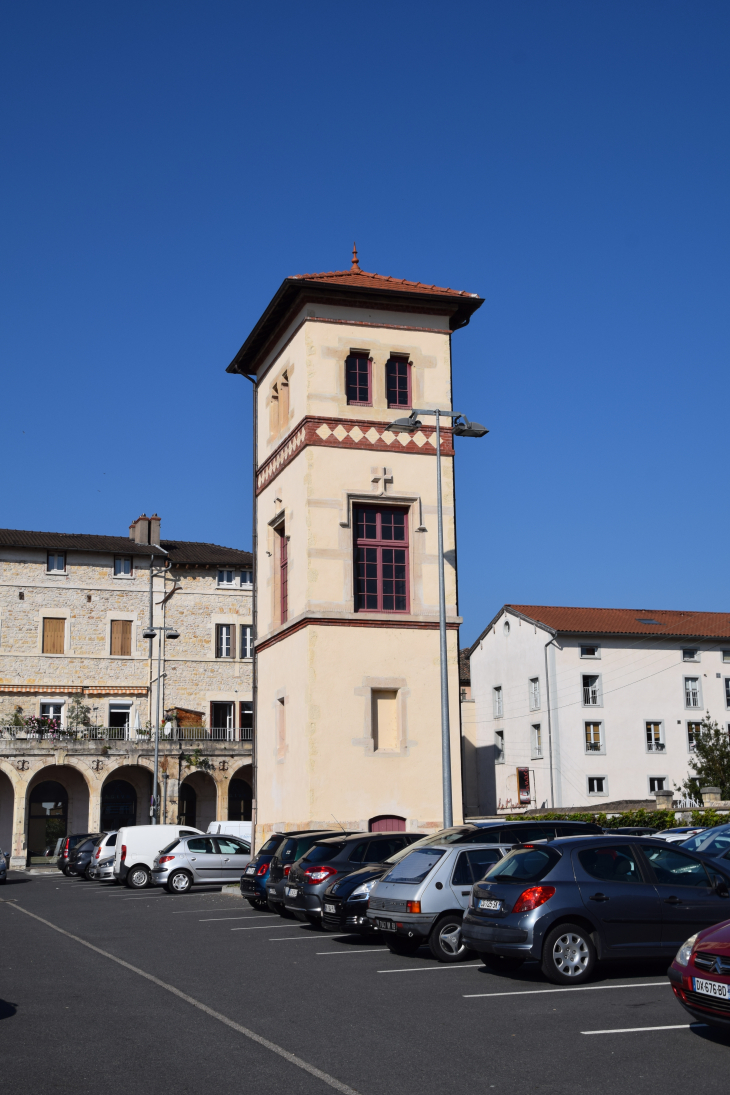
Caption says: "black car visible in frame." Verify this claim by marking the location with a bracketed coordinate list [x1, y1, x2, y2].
[321, 833, 426, 933]
[266, 831, 348, 916]
[67, 834, 104, 879]
[240, 830, 341, 909]
[57, 833, 98, 875]
[286, 831, 423, 928]
[462, 834, 730, 984]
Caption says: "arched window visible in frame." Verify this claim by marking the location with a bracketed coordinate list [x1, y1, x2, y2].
[368, 815, 406, 832]
[228, 779, 252, 822]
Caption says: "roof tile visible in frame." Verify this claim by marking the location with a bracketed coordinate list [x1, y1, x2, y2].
[508, 604, 730, 640]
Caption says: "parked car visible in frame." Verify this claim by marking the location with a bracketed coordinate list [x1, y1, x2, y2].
[89, 854, 115, 882]
[66, 834, 103, 878]
[208, 821, 252, 843]
[87, 832, 118, 880]
[657, 827, 707, 844]
[57, 833, 98, 875]
[0, 846, 6, 884]
[266, 831, 342, 916]
[669, 917, 730, 1028]
[461, 835, 730, 984]
[469, 819, 604, 840]
[680, 824, 730, 857]
[606, 827, 658, 836]
[113, 824, 203, 888]
[240, 830, 345, 909]
[286, 832, 435, 929]
[151, 833, 251, 893]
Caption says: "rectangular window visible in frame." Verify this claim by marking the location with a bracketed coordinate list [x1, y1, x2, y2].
[114, 557, 132, 577]
[354, 506, 409, 613]
[682, 649, 700, 662]
[110, 620, 132, 657]
[649, 776, 666, 793]
[724, 651, 730, 663]
[582, 674, 601, 706]
[47, 552, 65, 572]
[494, 729, 505, 764]
[587, 776, 607, 796]
[580, 645, 600, 659]
[684, 676, 701, 708]
[40, 702, 63, 724]
[218, 569, 234, 587]
[345, 352, 371, 405]
[493, 686, 503, 718]
[687, 721, 702, 751]
[279, 529, 288, 623]
[645, 721, 665, 752]
[372, 689, 399, 751]
[529, 677, 540, 711]
[215, 624, 234, 658]
[241, 625, 253, 659]
[386, 357, 411, 408]
[240, 701, 253, 741]
[725, 679, 730, 709]
[531, 723, 542, 758]
[210, 702, 234, 738]
[240, 569, 253, 587]
[584, 722, 603, 753]
[42, 618, 65, 654]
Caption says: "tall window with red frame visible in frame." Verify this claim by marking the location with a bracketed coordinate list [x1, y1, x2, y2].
[346, 353, 371, 405]
[355, 507, 409, 612]
[386, 357, 411, 408]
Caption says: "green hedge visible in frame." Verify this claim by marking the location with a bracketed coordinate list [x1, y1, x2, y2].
[500, 808, 729, 830]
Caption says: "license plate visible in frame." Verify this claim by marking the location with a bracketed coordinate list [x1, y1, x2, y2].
[244, 866, 255, 875]
[285, 886, 299, 898]
[376, 918, 396, 932]
[267, 888, 277, 895]
[478, 899, 502, 911]
[694, 977, 729, 1000]
[324, 903, 336, 914]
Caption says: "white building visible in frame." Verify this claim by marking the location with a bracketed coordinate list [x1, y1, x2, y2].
[467, 604, 730, 813]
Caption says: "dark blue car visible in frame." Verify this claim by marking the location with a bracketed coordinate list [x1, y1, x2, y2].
[240, 831, 315, 909]
[462, 834, 730, 985]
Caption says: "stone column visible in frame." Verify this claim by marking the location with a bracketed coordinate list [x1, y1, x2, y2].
[654, 790, 674, 811]
[701, 786, 722, 807]
[10, 768, 29, 870]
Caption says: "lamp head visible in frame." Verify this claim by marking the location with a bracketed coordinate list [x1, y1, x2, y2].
[387, 413, 422, 433]
[452, 416, 489, 438]
[142, 628, 156, 639]
[165, 629, 180, 640]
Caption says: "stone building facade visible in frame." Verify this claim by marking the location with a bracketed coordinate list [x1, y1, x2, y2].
[0, 515, 253, 867]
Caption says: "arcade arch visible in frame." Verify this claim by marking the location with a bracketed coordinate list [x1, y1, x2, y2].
[100, 766, 152, 828]
[228, 767, 252, 822]
[0, 768, 15, 854]
[26, 765, 91, 865]
[179, 771, 217, 831]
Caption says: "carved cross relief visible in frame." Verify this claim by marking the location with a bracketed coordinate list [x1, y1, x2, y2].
[370, 466, 393, 496]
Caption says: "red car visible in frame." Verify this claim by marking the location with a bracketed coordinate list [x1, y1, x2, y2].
[669, 918, 730, 1028]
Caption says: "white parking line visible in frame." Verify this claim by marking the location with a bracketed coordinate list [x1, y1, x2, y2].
[270, 935, 350, 942]
[232, 924, 307, 932]
[317, 949, 389, 955]
[464, 982, 671, 999]
[379, 963, 483, 974]
[201, 915, 277, 922]
[582, 1024, 705, 1035]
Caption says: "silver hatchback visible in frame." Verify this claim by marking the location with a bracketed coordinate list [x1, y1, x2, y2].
[151, 834, 251, 893]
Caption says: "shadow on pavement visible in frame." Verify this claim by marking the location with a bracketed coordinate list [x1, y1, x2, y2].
[0, 1000, 17, 1021]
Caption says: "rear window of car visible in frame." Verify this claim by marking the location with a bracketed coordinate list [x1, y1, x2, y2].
[683, 828, 730, 856]
[77, 838, 97, 853]
[484, 846, 561, 883]
[303, 842, 345, 863]
[259, 836, 286, 856]
[159, 840, 180, 854]
[383, 848, 445, 884]
[105, 833, 117, 847]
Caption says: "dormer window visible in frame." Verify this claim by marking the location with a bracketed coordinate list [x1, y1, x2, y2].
[47, 552, 65, 573]
[386, 357, 411, 408]
[346, 352, 371, 406]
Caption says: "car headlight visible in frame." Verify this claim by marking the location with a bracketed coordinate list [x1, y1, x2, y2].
[675, 934, 698, 966]
[350, 880, 377, 900]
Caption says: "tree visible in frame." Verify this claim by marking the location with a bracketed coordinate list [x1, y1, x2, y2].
[680, 714, 730, 802]
[67, 696, 91, 729]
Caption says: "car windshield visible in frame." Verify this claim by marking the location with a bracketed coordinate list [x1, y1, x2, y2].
[159, 840, 180, 855]
[281, 836, 323, 862]
[483, 846, 560, 883]
[682, 827, 730, 855]
[259, 836, 285, 856]
[383, 848, 445, 884]
[303, 843, 345, 863]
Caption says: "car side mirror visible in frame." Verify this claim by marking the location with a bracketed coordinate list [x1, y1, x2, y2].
[712, 875, 730, 898]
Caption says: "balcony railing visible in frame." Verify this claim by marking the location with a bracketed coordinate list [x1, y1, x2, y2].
[583, 688, 600, 705]
[585, 741, 603, 752]
[0, 725, 253, 743]
[646, 740, 666, 752]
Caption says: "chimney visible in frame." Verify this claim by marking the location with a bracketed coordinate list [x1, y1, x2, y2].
[149, 513, 161, 545]
[129, 514, 150, 544]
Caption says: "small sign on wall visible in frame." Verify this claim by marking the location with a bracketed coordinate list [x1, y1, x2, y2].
[517, 767, 531, 805]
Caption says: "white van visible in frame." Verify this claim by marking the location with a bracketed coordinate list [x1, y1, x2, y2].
[208, 821, 252, 844]
[114, 824, 203, 889]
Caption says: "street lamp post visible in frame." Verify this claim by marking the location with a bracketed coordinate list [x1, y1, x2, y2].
[387, 408, 488, 828]
[142, 623, 180, 822]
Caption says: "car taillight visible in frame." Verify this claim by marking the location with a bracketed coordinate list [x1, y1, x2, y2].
[283, 865, 291, 877]
[256, 862, 269, 877]
[406, 901, 421, 914]
[121, 845, 127, 862]
[512, 886, 556, 914]
[95, 848, 101, 859]
[159, 856, 175, 864]
[304, 865, 337, 884]
[63, 839, 70, 858]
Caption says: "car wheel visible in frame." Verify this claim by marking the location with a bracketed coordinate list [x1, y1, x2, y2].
[83, 866, 94, 881]
[428, 914, 474, 963]
[541, 923, 596, 985]
[0, 876, 6, 885]
[125, 865, 151, 890]
[165, 870, 192, 894]
[270, 901, 295, 919]
[63, 865, 73, 876]
[482, 954, 525, 973]
[387, 936, 422, 956]
[305, 915, 324, 930]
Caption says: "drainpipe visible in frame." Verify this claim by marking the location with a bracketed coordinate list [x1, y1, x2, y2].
[238, 370, 257, 854]
[543, 628, 558, 809]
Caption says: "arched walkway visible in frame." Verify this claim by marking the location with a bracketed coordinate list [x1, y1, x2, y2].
[26, 765, 91, 866]
[101, 766, 152, 828]
[179, 771, 217, 832]
[228, 769, 252, 822]
[0, 768, 14, 855]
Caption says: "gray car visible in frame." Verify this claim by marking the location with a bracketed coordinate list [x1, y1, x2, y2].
[151, 834, 251, 893]
[89, 854, 115, 881]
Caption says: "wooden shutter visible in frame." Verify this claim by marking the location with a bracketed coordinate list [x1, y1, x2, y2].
[229, 623, 236, 660]
[43, 618, 65, 654]
[110, 620, 131, 656]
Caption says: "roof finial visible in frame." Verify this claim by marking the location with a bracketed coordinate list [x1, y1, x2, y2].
[350, 242, 361, 273]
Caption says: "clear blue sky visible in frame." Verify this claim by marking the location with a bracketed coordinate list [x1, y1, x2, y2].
[1, 2, 728, 645]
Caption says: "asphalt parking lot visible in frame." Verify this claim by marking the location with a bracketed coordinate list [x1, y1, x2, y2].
[1, 870, 729, 1095]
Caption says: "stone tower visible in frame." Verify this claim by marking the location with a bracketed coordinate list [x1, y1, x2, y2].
[227, 249, 483, 842]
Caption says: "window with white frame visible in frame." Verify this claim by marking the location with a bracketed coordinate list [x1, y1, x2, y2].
[582, 674, 602, 706]
[217, 570, 235, 587]
[494, 730, 505, 763]
[240, 624, 252, 659]
[580, 645, 600, 659]
[584, 722, 603, 753]
[493, 686, 503, 718]
[587, 776, 607, 796]
[645, 721, 665, 752]
[725, 679, 730, 709]
[649, 776, 666, 793]
[687, 721, 702, 752]
[723, 651, 730, 663]
[40, 702, 63, 725]
[528, 677, 540, 711]
[531, 723, 543, 758]
[240, 569, 253, 587]
[684, 677, 701, 708]
[114, 556, 132, 577]
[47, 552, 65, 572]
[682, 649, 700, 662]
[215, 624, 234, 658]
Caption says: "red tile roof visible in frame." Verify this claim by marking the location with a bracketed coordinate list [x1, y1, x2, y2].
[0, 528, 251, 567]
[508, 604, 730, 639]
[288, 267, 480, 300]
